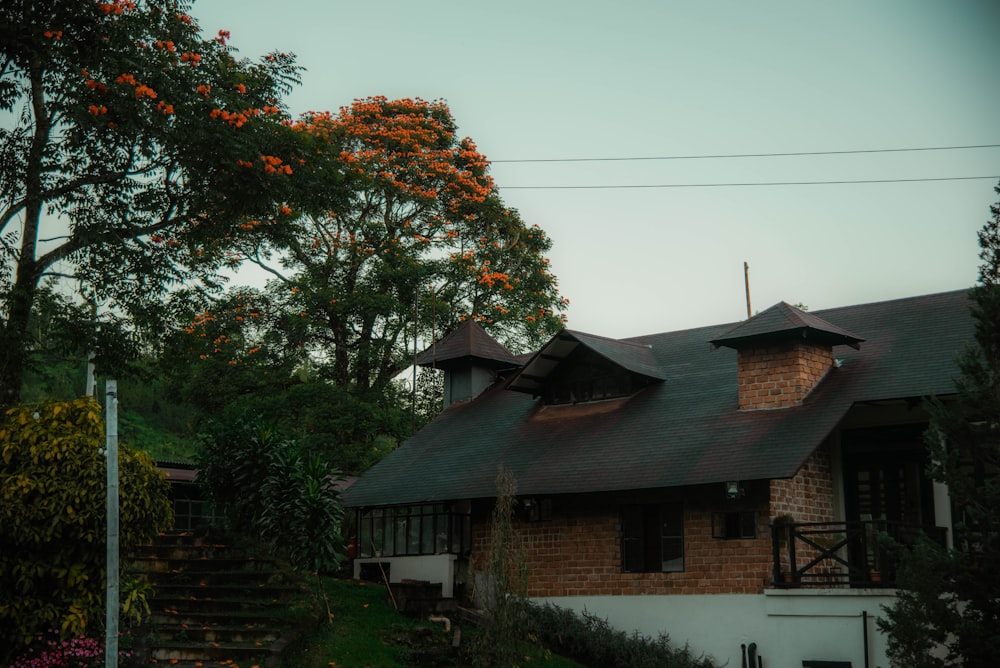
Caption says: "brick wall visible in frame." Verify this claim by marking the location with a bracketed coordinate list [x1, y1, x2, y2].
[469, 448, 840, 599]
[471, 486, 775, 598]
[769, 443, 835, 522]
[736, 341, 833, 410]
[769, 443, 839, 579]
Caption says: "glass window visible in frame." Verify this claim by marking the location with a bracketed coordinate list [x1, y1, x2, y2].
[357, 502, 472, 557]
[712, 511, 758, 539]
[621, 503, 684, 573]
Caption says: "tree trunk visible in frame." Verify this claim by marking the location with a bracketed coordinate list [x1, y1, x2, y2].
[1, 60, 48, 409]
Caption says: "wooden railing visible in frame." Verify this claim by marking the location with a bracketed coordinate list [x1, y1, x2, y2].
[771, 519, 947, 588]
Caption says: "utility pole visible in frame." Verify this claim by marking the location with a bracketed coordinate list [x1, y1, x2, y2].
[86, 353, 96, 397]
[105, 380, 119, 667]
[411, 290, 418, 432]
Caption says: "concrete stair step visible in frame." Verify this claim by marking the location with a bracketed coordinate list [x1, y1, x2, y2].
[150, 582, 303, 599]
[136, 531, 314, 667]
[150, 640, 274, 663]
[132, 556, 280, 573]
[148, 622, 283, 644]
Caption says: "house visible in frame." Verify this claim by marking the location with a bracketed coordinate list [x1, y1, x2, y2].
[342, 289, 974, 667]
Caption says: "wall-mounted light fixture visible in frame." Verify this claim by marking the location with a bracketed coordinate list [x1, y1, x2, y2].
[520, 497, 552, 521]
[725, 481, 745, 499]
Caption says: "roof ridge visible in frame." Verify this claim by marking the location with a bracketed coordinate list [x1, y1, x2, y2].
[564, 328, 653, 349]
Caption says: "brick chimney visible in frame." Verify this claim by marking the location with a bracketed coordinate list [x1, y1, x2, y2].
[710, 302, 863, 411]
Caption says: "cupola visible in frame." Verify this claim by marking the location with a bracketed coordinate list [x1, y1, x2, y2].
[415, 320, 520, 408]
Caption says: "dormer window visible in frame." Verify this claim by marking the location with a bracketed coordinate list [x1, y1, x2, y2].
[507, 329, 666, 404]
[542, 348, 650, 405]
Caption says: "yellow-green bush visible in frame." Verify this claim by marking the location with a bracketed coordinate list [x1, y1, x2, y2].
[0, 397, 172, 657]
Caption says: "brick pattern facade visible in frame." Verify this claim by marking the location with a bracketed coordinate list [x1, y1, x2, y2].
[736, 341, 833, 410]
[469, 447, 840, 599]
[769, 443, 838, 578]
[769, 443, 835, 523]
[471, 488, 774, 598]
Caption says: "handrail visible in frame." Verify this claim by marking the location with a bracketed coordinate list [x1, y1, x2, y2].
[771, 519, 947, 588]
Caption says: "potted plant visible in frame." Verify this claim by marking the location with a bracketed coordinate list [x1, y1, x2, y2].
[771, 515, 797, 585]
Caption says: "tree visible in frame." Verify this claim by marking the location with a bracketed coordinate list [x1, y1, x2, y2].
[169, 98, 567, 453]
[220, 97, 565, 389]
[0, 396, 172, 657]
[196, 417, 345, 573]
[0, 0, 307, 408]
[879, 181, 1000, 667]
[158, 97, 567, 464]
[464, 465, 528, 668]
[154, 286, 406, 471]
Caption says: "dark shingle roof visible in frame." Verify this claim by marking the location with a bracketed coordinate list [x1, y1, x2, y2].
[710, 301, 864, 350]
[343, 290, 973, 507]
[414, 320, 519, 370]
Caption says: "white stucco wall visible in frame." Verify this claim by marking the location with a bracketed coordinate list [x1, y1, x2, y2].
[537, 589, 898, 667]
[353, 554, 458, 598]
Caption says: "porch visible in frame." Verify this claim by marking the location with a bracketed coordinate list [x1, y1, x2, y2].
[771, 519, 947, 588]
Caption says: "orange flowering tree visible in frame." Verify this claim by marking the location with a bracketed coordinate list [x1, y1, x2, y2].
[197, 97, 567, 401]
[0, 0, 310, 408]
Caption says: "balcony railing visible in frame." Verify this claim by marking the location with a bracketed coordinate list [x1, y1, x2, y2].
[771, 519, 947, 589]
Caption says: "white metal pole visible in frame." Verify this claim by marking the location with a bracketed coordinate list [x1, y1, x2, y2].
[105, 380, 119, 666]
[86, 353, 96, 397]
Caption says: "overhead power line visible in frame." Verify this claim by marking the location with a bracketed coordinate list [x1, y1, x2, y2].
[490, 143, 1000, 164]
[499, 175, 1000, 190]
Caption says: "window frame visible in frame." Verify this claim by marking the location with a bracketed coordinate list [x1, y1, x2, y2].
[621, 502, 685, 573]
[712, 510, 758, 539]
[357, 502, 471, 558]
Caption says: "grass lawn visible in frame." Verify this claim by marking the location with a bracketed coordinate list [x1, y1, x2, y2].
[283, 578, 582, 668]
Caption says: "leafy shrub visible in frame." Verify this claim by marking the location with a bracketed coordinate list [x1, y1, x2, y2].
[462, 466, 527, 667]
[522, 601, 716, 668]
[7, 629, 134, 667]
[0, 398, 172, 658]
[197, 416, 345, 573]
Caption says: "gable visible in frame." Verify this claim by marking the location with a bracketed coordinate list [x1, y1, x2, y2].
[506, 329, 666, 400]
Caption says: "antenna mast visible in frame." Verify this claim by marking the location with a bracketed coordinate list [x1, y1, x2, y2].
[744, 261, 752, 319]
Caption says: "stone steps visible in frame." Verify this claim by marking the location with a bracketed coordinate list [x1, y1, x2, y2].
[132, 530, 314, 667]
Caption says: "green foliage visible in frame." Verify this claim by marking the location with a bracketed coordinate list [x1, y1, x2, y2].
[463, 465, 528, 668]
[120, 574, 154, 629]
[286, 577, 581, 668]
[162, 97, 567, 460]
[14, 286, 201, 461]
[879, 181, 1000, 667]
[157, 303, 406, 473]
[197, 417, 346, 573]
[0, 0, 306, 408]
[521, 602, 716, 668]
[117, 407, 198, 463]
[879, 537, 964, 667]
[0, 397, 172, 658]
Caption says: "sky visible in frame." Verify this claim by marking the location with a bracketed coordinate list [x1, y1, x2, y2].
[192, 0, 999, 339]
